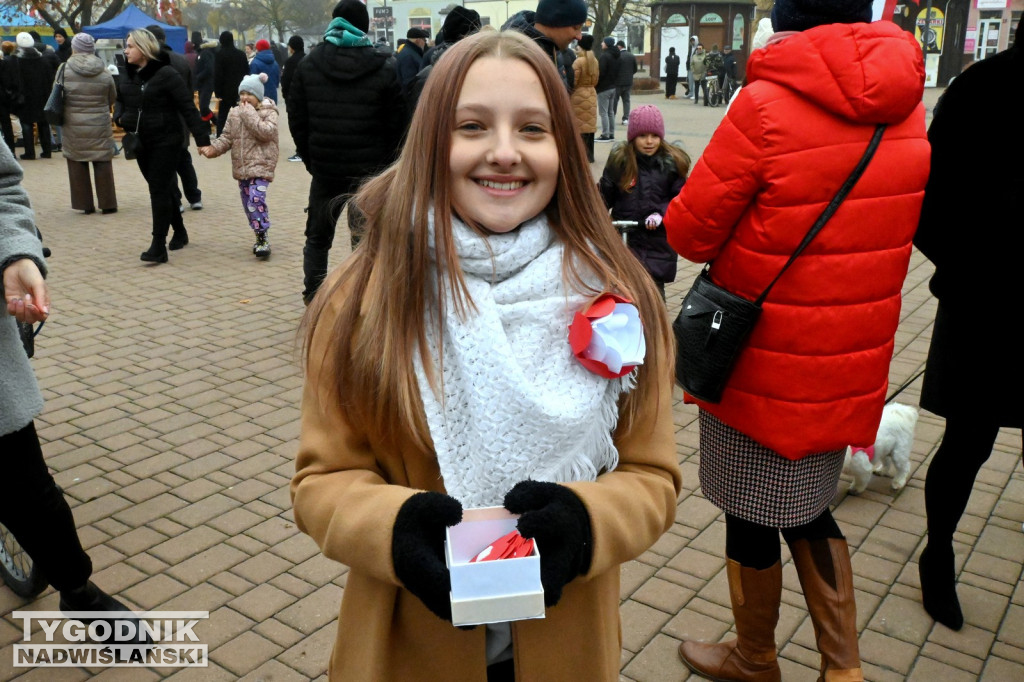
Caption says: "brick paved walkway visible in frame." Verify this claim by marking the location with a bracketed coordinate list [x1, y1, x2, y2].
[1, 88, 1020, 681]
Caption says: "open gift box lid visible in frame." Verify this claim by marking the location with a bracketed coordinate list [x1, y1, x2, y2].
[445, 506, 545, 627]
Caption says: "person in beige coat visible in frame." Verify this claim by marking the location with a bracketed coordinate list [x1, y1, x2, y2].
[571, 34, 598, 162]
[200, 73, 278, 257]
[60, 33, 117, 214]
[292, 30, 681, 682]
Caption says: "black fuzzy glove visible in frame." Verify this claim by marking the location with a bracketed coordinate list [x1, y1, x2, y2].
[504, 480, 593, 608]
[392, 491, 463, 622]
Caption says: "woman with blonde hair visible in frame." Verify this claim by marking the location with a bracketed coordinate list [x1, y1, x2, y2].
[293, 29, 680, 682]
[115, 28, 210, 263]
[571, 33, 598, 162]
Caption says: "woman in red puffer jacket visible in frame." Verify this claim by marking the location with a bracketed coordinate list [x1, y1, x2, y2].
[663, 1, 930, 680]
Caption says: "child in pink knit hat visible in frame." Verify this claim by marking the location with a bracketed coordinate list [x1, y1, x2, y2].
[598, 104, 690, 300]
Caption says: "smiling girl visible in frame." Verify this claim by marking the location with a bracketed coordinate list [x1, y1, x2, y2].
[598, 105, 690, 300]
[292, 29, 680, 682]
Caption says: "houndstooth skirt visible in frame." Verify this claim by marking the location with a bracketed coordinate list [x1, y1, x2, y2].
[697, 410, 845, 528]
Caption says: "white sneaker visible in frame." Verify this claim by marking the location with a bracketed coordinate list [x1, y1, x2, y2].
[288, 154, 302, 162]
[190, 201, 203, 210]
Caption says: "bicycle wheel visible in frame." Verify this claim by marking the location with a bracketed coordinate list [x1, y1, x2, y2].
[0, 522, 47, 599]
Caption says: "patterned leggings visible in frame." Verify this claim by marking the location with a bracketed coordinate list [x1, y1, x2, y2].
[239, 178, 271, 236]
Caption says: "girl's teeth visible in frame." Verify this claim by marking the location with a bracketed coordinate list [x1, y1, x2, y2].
[480, 180, 523, 190]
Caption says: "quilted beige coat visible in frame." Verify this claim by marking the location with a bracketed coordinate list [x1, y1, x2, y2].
[206, 98, 279, 181]
[60, 54, 116, 163]
[571, 50, 598, 134]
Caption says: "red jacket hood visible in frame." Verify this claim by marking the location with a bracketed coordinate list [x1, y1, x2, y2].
[747, 21, 925, 125]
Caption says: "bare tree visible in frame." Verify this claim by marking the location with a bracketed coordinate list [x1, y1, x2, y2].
[282, 0, 332, 35]
[5, 0, 128, 31]
[182, 1, 214, 37]
[248, 0, 289, 41]
[588, 0, 650, 44]
[246, 0, 332, 41]
[215, 1, 258, 39]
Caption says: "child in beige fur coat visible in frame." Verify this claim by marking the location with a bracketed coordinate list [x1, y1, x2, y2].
[200, 73, 279, 257]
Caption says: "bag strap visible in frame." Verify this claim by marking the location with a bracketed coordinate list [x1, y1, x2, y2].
[751, 124, 887, 306]
[132, 83, 142, 134]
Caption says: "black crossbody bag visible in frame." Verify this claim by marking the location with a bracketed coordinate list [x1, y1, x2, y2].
[673, 124, 886, 403]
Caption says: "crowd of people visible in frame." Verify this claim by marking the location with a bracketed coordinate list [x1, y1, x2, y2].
[2, 1, 1021, 681]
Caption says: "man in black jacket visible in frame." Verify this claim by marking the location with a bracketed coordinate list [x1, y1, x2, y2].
[407, 6, 481, 112]
[288, 0, 408, 304]
[613, 40, 637, 124]
[502, 0, 586, 91]
[281, 35, 305, 102]
[213, 31, 249, 137]
[664, 47, 680, 99]
[595, 37, 619, 142]
[194, 35, 217, 126]
[148, 25, 203, 220]
[396, 27, 428, 95]
[281, 35, 305, 163]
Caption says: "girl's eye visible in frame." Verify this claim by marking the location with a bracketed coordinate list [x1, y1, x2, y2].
[521, 124, 547, 134]
[457, 122, 483, 132]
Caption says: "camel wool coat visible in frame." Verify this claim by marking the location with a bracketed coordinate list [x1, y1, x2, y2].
[571, 50, 599, 134]
[60, 53, 116, 163]
[292, 285, 681, 681]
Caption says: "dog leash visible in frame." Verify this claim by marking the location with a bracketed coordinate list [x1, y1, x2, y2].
[885, 369, 925, 405]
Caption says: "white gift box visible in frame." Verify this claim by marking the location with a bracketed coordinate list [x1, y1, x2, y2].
[445, 506, 545, 627]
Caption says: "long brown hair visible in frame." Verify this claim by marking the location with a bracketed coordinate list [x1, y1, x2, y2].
[610, 138, 691, 192]
[303, 30, 671, 453]
[576, 46, 598, 83]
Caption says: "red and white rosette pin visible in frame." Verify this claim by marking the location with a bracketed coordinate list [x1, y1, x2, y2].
[568, 293, 646, 379]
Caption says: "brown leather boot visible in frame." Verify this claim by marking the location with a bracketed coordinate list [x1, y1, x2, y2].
[678, 559, 782, 682]
[790, 538, 863, 682]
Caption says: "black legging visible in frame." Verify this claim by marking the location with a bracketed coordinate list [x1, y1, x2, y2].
[0, 422, 92, 592]
[924, 417, 1006, 545]
[725, 510, 844, 570]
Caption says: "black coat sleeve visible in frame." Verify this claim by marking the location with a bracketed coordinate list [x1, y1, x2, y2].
[165, 69, 211, 146]
[213, 50, 226, 98]
[287, 65, 310, 169]
[383, 60, 409, 157]
[598, 160, 621, 211]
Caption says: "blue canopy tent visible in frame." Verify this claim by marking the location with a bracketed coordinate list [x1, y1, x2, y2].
[0, 7, 54, 47]
[82, 3, 187, 53]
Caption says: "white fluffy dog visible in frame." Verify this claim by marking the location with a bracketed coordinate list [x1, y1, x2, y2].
[843, 402, 919, 494]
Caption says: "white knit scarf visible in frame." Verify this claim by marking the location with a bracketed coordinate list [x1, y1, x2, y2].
[414, 213, 628, 509]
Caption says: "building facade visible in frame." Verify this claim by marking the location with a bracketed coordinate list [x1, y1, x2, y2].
[648, 1, 1022, 88]
[366, 0, 538, 46]
[649, 1, 757, 81]
[889, 0, 1022, 86]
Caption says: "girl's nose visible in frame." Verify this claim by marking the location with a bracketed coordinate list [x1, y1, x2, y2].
[486, 130, 521, 167]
